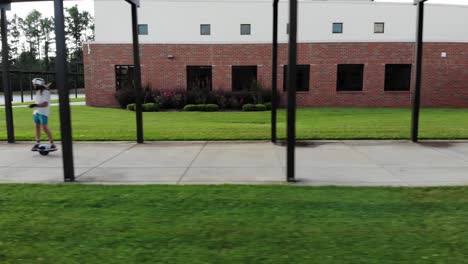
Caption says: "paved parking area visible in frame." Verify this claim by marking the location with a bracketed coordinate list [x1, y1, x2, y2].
[1, 141, 467, 186]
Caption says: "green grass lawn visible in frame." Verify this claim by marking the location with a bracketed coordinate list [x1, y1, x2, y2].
[1, 106, 468, 140]
[0, 185, 467, 263]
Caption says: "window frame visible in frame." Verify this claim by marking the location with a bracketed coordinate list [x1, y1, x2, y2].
[332, 22, 343, 34]
[200, 24, 211, 35]
[374, 22, 385, 34]
[138, 24, 148, 35]
[240, 24, 251, 35]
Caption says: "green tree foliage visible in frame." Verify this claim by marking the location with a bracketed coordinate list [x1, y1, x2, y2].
[7, 14, 21, 63]
[18, 10, 42, 58]
[3, 7, 93, 71]
[65, 5, 94, 62]
[40, 17, 54, 70]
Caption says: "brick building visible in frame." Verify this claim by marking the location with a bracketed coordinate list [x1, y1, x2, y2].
[84, 0, 468, 108]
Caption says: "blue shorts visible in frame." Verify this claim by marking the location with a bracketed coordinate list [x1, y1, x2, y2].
[33, 113, 48, 125]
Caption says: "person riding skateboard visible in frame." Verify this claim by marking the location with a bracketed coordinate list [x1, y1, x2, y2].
[29, 78, 56, 151]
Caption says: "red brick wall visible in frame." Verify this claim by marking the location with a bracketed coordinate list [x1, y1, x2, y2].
[83, 42, 468, 108]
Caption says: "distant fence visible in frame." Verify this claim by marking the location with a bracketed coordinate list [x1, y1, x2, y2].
[0, 70, 84, 102]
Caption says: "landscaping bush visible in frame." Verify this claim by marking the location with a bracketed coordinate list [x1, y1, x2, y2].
[227, 96, 242, 110]
[142, 85, 156, 104]
[183, 104, 219, 112]
[142, 103, 160, 112]
[126, 103, 136, 111]
[183, 104, 199, 111]
[187, 89, 210, 105]
[204, 104, 219, 112]
[242, 104, 267, 112]
[218, 90, 266, 110]
[153, 89, 187, 110]
[116, 87, 136, 109]
[116, 84, 157, 108]
[127, 103, 159, 112]
[264, 102, 272, 110]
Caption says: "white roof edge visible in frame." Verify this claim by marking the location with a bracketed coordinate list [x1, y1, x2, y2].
[94, 0, 468, 7]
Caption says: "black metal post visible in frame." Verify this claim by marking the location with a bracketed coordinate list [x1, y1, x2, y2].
[271, 0, 279, 143]
[54, 0, 75, 182]
[1, 8, 15, 143]
[130, 3, 144, 143]
[286, 0, 297, 182]
[411, 0, 426, 143]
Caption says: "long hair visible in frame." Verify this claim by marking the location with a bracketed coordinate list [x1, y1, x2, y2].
[37, 84, 48, 95]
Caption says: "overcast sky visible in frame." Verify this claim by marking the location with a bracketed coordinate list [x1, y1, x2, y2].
[7, 0, 468, 18]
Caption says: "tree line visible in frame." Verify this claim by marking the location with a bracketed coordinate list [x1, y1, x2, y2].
[1, 5, 94, 72]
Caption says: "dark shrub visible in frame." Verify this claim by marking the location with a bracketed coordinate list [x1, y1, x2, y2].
[233, 91, 255, 105]
[264, 102, 272, 110]
[161, 91, 175, 109]
[261, 90, 272, 103]
[126, 103, 136, 111]
[142, 85, 156, 104]
[213, 91, 228, 109]
[172, 90, 187, 109]
[242, 104, 267, 112]
[227, 96, 241, 110]
[115, 84, 156, 108]
[116, 87, 136, 109]
[187, 89, 209, 105]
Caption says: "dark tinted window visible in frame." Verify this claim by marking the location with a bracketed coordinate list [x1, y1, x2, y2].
[232, 66, 257, 91]
[200, 24, 211, 35]
[337, 64, 364, 91]
[374, 22, 384, 33]
[283, 65, 310, 92]
[385, 64, 411, 91]
[187, 66, 212, 91]
[241, 24, 251, 35]
[115, 65, 135, 90]
[333, 23, 343, 33]
[138, 24, 148, 35]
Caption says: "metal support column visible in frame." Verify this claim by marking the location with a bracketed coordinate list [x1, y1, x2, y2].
[130, 3, 144, 143]
[411, 0, 426, 142]
[54, 0, 75, 181]
[271, 0, 279, 143]
[1, 7, 15, 143]
[286, 0, 297, 182]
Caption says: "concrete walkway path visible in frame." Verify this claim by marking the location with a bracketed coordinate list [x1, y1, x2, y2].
[1, 141, 467, 186]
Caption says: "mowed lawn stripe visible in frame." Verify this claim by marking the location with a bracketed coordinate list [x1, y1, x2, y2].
[0, 185, 467, 263]
[1, 106, 468, 140]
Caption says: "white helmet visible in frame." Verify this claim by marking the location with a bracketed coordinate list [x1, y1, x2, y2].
[32, 78, 46, 86]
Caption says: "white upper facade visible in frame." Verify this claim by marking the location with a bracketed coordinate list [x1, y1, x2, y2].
[93, 0, 468, 44]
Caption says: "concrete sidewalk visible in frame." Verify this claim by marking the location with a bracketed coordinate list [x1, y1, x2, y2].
[0, 141, 467, 186]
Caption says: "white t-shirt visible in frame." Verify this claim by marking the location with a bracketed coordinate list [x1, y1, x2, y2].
[33, 89, 51, 116]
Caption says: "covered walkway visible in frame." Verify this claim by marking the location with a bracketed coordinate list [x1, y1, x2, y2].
[1, 141, 467, 186]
